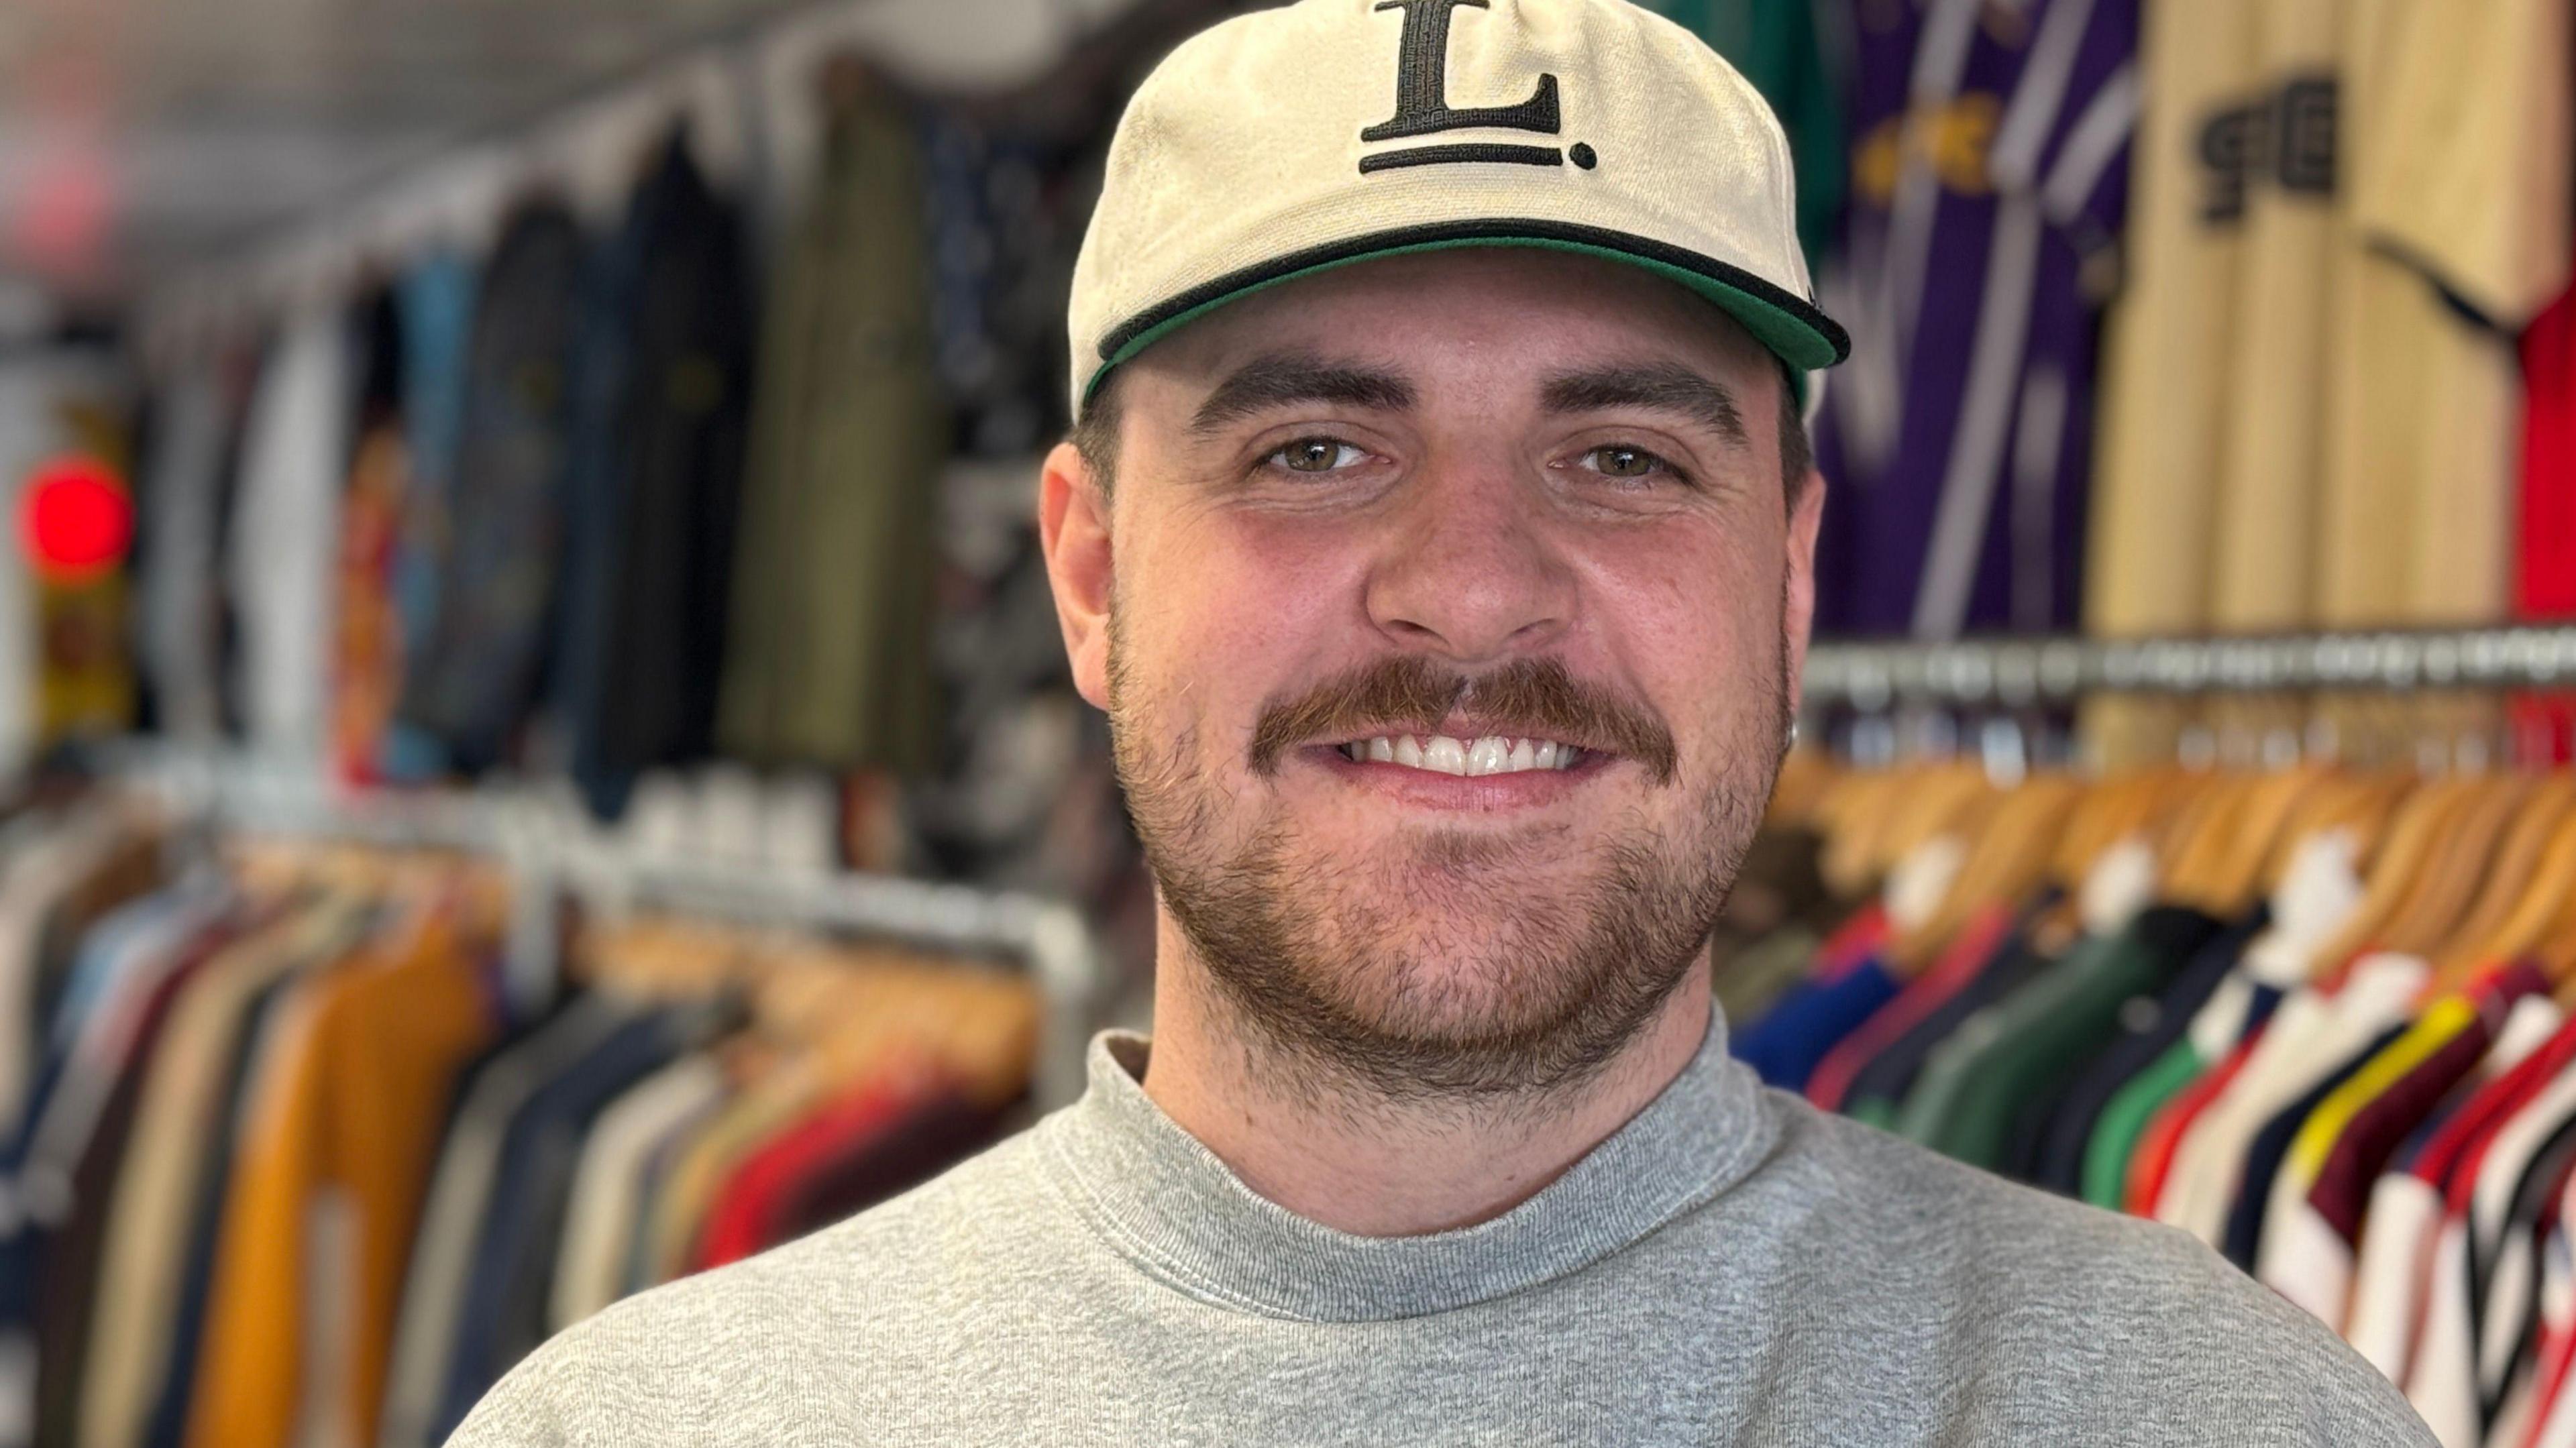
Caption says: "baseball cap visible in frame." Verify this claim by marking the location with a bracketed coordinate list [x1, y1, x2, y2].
[1066, 0, 1851, 421]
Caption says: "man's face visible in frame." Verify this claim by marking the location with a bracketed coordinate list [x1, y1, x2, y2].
[1042, 249, 1823, 1102]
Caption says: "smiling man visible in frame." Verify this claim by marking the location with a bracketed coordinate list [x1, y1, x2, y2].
[451, 0, 2434, 1442]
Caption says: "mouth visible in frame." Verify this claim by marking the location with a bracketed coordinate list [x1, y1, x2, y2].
[1328, 732, 1591, 777]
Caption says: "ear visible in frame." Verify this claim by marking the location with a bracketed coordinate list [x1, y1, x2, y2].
[1039, 440, 1114, 712]
[1782, 468, 1826, 711]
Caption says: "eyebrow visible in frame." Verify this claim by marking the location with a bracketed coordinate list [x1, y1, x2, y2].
[1539, 364, 1750, 446]
[1187, 353, 1418, 435]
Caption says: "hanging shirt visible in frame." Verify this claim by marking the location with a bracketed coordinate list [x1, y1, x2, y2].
[549, 1056, 730, 1333]
[2157, 954, 2426, 1247]
[1897, 906, 2224, 1171]
[2345, 995, 2564, 1386]
[378, 993, 631, 1448]
[1805, 901, 2015, 1113]
[226, 310, 350, 755]
[2257, 972, 2544, 1333]
[396, 201, 588, 776]
[2315, 0, 2571, 631]
[76, 897, 373, 1448]
[1731, 954, 1902, 1092]
[1814, 0, 2137, 638]
[2033, 905, 2266, 1196]
[179, 913, 503, 1448]
[448, 1025, 2435, 1446]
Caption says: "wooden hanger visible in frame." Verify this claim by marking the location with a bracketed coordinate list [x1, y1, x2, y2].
[2170, 766, 2336, 918]
[2428, 773, 2576, 983]
[2377, 773, 2544, 962]
[1767, 748, 1839, 830]
[2469, 793, 2576, 974]
[1892, 774, 2082, 970]
[2048, 769, 2183, 889]
[2259, 773, 2415, 896]
[2307, 777, 2482, 981]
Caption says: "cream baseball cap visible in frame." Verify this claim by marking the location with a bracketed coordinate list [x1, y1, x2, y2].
[1066, 0, 1850, 420]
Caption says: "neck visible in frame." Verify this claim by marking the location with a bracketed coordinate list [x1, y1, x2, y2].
[1138, 915, 1715, 1237]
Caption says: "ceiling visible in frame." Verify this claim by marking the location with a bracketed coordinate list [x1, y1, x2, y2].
[0, 0, 814, 309]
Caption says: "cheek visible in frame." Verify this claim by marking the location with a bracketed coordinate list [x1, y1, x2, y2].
[1121, 512, 1366, 748]
[1569, 522, 1785, 732]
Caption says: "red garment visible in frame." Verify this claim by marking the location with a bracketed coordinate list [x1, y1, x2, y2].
[2128, 1029, 2261, 1219]
[1808, 903, 1892, 987]
[1805, 903, 2015, 1113]
[692, 1074, 926, 1270]
[2412, 1010, 2576, 1193]
[2516, 274, 2576, 763]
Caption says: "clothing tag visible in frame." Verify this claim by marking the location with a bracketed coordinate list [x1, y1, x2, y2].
[2491, 996, 2566, 1074]
[2239, 828, 2367, 986]
[2078, 833, 2157, 936]
[1883, 834, 1968, 935]
[2186, 974, 2255, 1057]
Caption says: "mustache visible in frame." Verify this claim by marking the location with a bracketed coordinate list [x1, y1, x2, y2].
[1247, 656, 1678, 784]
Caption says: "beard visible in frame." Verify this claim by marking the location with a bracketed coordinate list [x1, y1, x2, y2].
[1109, 621, 1790, 1108]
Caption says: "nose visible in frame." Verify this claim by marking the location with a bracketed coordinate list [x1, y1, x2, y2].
[1363, 455, 1574, 663]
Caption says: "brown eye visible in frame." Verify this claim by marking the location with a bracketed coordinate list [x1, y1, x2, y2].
[1585, 445, 1665, 479]
[1269, 439, 1364, 474]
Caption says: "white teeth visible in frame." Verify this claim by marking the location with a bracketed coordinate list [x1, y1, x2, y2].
[1346, 732, 1578, 775]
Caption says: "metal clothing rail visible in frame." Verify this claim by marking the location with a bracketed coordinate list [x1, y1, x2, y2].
[108, 746, 1114, 1110]
[1802, 625, 2576, 711]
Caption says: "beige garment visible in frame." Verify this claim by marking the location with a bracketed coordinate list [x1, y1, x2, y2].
[2318, 0, 2571, 628]
[2078, 0, 2261, 770]
[548, 1055, 729, 1331]
[2206, 0, 2341, 633]
[643, 1058, 822, 1283]
[76, 897, 369, 1448]
[2084, 0, 2258, 641]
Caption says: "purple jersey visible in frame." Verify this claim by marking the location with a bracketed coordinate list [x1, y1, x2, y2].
[1813, 0, 2137, 639]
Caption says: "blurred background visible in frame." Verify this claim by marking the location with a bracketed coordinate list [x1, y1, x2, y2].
[0, 1, 2572, 1445]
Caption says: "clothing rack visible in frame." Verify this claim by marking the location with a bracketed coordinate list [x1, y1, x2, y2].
[105, 745, 1114, 1109]
[1802, 624, 2576, 711]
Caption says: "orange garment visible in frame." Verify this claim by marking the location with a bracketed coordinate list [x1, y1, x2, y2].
[181, 912, 500, 1448]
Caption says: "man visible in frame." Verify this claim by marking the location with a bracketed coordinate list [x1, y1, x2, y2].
[453, 0, 2433, 1441]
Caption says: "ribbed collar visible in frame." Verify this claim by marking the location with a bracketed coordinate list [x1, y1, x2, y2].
[1036, 1013, 1778, 1323]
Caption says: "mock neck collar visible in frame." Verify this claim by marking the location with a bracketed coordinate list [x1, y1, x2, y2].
[1036, 1013, 1778, 1323]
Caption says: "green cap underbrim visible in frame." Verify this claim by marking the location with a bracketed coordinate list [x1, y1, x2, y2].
[1082, 224, 1851, 414]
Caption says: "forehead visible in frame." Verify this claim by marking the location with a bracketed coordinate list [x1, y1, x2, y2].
[1122, 248, 1777, 405]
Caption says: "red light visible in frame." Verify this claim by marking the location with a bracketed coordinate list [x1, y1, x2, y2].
[20, 455, 132, 582]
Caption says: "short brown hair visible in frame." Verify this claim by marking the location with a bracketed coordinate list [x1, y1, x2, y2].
[1074, 357, 1812, 508]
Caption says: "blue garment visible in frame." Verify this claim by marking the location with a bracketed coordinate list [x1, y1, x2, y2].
[2220, 1023, 2408, 1271]
[430, 1005, 704, 1443]
[1733, 956, 1902, 1093]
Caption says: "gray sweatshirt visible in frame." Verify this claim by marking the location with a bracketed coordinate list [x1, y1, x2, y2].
[450, 1021, 2435, 1445]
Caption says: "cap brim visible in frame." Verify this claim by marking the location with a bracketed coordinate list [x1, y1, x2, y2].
[1083, 219, 1851, 414]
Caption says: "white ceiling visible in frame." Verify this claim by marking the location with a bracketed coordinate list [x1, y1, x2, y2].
[0, 0, 814, 304]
